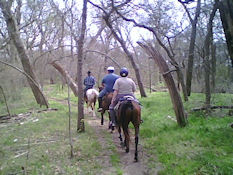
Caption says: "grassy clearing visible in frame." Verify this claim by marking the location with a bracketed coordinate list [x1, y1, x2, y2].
[139, 92, 233, 175]
[0, 85, 120, 174]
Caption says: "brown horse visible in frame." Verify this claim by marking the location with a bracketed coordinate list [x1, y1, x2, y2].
[98, 87, 113, 128]
[116, 98, 141, 162]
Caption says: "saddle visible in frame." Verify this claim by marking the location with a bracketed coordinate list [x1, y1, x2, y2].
[114, 96, 140, 111]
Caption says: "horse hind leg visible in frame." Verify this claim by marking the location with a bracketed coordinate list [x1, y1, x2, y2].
[123, 126, 130, 153]
[101, 112, 104, 125]
[134, 125, 139, 162]
[118, 126, 124, 147]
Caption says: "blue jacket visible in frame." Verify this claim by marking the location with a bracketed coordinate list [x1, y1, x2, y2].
[84, 76, 95, 88]
[102, 73, 119, 92]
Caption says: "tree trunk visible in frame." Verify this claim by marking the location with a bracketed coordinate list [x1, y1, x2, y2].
[104, 16, 147, 97]
[139, 43, 187, 127]
[184, 0, 201, 96]
[211, 43, 216, 91]
[177, 69, 188, 101]
[0, 86, 11, 116]
[76, 0, 87, 132]
[50, 61, 78, 96]
[0, 1, 48, 108]
[218, 0, 233, 67]
[203, 2, 218, 108]
[148, 57, 152, 93]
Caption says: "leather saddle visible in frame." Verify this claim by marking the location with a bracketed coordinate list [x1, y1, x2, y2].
[114, 96, 139, 111]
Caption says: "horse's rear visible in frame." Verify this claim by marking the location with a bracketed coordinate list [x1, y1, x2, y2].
[86, 89, 99, 116]
[98, 86, 113, 127]
[101, 93, 113, 127]
[117, 100, 141, 162]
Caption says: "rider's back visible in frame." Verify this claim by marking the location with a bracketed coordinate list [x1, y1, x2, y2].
[102, 73, 119, 92]
[113, 77, 136, 95]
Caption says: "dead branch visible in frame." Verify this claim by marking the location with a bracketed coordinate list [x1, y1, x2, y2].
[85, 50, 121, 68]
[67, 79, 74, 158]
[0, 60, 40, 88]
[14, 151, 28, 158]
[24, 137, 30, 175]
[191, 106, 233, 111]
[167, 115, 176, 122]
[162, 69, 177, 76]
[0, 108, 58, 120]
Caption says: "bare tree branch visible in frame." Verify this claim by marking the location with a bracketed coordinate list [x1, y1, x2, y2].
[0, 60, 40, 88]
[85, 49, 121, 68]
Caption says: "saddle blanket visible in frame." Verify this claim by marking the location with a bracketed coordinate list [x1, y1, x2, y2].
[114, 96, 141, 111]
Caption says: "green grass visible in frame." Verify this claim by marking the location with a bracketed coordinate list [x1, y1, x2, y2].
[139, 92, 233, 175]
[0, 85, 120, 174]
[0, 87, 42, 116]
[1, 85, 233, 174]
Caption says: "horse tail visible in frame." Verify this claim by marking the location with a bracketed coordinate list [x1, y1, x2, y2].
[120, 100, 133, 142]
[120, 100, 133, 121]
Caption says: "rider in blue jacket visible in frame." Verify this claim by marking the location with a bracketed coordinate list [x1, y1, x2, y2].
[98, 66, 119, 112]
[84, 71, 95, 97]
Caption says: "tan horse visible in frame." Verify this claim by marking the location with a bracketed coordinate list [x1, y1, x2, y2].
[85, 89, 99, 117]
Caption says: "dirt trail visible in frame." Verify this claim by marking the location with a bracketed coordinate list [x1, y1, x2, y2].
[47, 95, 161, 174]
[86, 110, 161, 175]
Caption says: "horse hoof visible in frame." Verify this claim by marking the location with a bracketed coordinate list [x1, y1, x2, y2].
[134, 157, 138, 162]
[126, 148, 129, 153]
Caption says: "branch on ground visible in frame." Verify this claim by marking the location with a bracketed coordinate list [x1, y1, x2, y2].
[191, 106, 233, 111]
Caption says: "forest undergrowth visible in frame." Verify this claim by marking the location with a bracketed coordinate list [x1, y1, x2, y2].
[0, 84, 233, 174]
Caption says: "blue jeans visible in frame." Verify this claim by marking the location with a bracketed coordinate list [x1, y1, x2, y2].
[98, 88, 108, 98]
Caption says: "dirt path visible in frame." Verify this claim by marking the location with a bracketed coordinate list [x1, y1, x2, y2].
[48, 96, 161, 174]
[86, 111, 161, 175]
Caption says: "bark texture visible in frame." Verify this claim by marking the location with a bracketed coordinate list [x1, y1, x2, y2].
[184, 0, 201, 96]
[76, 0, 87, 132]
[203, 2, 218, 108]
[218, 0, 233, 67]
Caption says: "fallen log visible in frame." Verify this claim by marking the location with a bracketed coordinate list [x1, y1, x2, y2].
[0, 108, 58, 121]
[191, 105, 233, 111]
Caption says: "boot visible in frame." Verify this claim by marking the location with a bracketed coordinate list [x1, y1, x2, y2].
[110, 109, 116, 126]
[98, 97, 103, 112]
